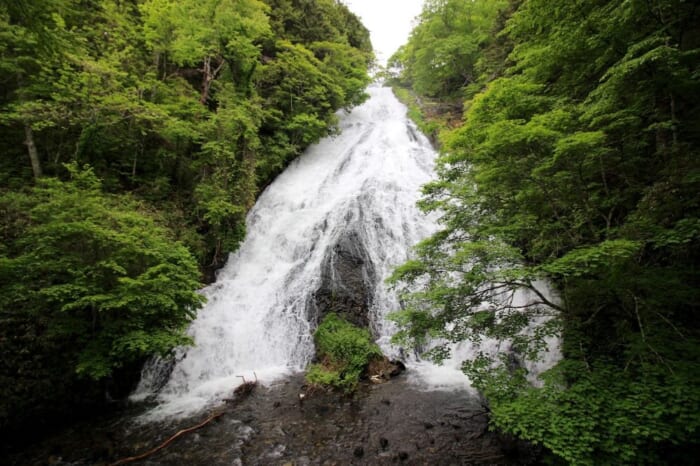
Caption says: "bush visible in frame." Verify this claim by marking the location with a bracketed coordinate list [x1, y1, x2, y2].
[0, 164, 205, 431]
[306, 313, 382, 392]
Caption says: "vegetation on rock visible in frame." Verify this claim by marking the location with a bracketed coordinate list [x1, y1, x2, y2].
[306, 313, 382, 392]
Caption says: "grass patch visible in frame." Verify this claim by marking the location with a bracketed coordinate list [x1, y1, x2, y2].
[391, 87, 442, 138]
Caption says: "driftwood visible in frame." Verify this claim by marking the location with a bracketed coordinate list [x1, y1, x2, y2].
[235, 371, 258, 396]
[107, 410, 225, 466]
[223, 372, 258, 402]
[108, 372, 258, 465]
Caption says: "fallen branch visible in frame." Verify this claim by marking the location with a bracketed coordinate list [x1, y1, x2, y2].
[109, 373, 259, 465]
[108, 410, 225, 466]
[109, 411, 225, 466]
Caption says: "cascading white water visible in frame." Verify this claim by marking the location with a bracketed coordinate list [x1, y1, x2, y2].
[133, 85, 462, 419]
[134, 85, 561, 420]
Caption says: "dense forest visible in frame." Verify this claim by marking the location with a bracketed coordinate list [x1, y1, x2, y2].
[0, 0, 372, 438]
[388, 0, 699, 463]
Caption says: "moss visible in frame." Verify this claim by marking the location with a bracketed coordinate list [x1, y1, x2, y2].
[390, 86, 452, 145]
[305, 313, 382, 392]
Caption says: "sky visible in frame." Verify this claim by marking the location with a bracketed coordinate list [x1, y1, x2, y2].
[341, 0, 425, 65]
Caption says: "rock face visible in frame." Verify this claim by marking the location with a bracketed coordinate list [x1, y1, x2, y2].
[311, 228, 376, 328]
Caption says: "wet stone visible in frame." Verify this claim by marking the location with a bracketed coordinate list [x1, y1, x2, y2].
[7, 375, 538, 466]
[311, 228, 376, 328]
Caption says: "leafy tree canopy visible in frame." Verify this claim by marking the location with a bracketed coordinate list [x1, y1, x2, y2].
[389, 0, 700, 462]
[0, 164, 205, 430]
[0, 164, 205, 377]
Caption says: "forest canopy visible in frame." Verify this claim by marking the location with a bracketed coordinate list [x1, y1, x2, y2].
[389, 0, 700, 463]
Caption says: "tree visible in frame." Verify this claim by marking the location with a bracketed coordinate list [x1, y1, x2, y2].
[390, 0, 700, 462]
[141, 0, 271, 103]
[0, 164, 205, 429]
[0, 0, 76, 179]
[390, 0, 507, 98]
[1, 164, 205, 376]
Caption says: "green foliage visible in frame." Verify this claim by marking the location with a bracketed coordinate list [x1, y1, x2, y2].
[305, 364, 344, 388]
[0, 164, 205, 430]
[0, 164, 205, 378]
[479, 359, 700, 465]
[141, 0, 271, 69]
[306, 313, 382, 392]
[1, 0, 372, 267]
[390, 0, 700, 463]
[310, 41, 371, 108]
[264, 0, 373, 55]
[389, 0, 508, 99]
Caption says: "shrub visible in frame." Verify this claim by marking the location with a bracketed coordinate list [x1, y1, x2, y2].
[306, 313, 382, 392]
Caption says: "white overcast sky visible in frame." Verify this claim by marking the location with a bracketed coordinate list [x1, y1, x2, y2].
[341, 0, 425, 65]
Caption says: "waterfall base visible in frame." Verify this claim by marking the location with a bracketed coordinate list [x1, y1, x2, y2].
[7, 374, 540, 465]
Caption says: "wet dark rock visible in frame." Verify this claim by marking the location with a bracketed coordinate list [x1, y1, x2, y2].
[367, 357, 406, 384]
[7, 375, 540, 466]
[389, 360, 406, 376]
[312, 229, 375, 328]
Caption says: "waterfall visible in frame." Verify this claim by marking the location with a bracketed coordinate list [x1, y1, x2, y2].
[133, 85, 560, 420]
[133, 85, 458, 419]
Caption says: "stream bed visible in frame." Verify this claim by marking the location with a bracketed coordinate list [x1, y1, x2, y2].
[8, 374, 538, 465]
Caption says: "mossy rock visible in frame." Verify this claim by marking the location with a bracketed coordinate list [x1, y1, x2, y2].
[306, 313, 382, 392]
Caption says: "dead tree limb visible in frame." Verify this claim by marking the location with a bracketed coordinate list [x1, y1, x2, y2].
[233, 372, 258, 397]
[108, 410, 225, 466]
[109, 373, 259, 464]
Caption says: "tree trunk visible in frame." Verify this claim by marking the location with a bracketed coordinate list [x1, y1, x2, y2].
[24, 124, 42, 179]
[200, 56, 225, 105]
